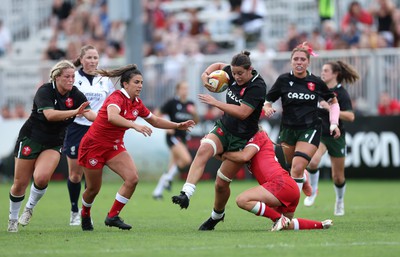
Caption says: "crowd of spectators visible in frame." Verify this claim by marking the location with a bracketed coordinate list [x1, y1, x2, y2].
[0, 103, 29, 121]
[38, 0, 400, 62]
[1, 0, 400, 118]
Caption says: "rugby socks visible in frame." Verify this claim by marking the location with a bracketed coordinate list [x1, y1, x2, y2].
[25, 183, 47, 209]
[250, 201, 281, 222]
[182, 182, 196, 199]
[67, 179, 81, 212]
[292, 218, 323, 230]
[9, 193, 25, 220]
[165, 164, 178, 182]
[334, 181, 346, 202]
[307, 168, 320, 195]
[108, 193, 129, 218]
[293, 178, 304, 193]
[153, 173, 168, 196]
[211, 208, 225, 220]
[81, 198, 92, 218]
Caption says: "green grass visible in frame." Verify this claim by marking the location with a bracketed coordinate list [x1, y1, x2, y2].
[0, 179, 400, 257]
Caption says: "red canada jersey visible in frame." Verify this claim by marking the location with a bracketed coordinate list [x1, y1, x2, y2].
[86, 89, 151, 143]
[245, 131, 288, 183]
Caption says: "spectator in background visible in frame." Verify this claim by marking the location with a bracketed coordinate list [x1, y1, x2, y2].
[43, 36, 66, 61]
[369, 0, 396, 47]
[308, 28, 326, 51]
[231, 0, 267, 46]
[341, 1, 374, 34]
[228, 0, 242, 13]
[13, 103, 29, 119]
[1, 105, 12, 120]
[377, 91, 400, 115]
[0, 19, 11, 57]
[51, 0, 73, 32]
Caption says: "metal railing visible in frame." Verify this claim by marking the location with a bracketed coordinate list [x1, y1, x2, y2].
[1, 48, 399, 116]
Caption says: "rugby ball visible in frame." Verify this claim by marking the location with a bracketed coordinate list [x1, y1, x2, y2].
[207, 70, 230, 93]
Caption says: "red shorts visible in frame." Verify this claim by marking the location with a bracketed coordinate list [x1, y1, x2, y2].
[78, 134, 127, 169]
[261, 174, 300, 213]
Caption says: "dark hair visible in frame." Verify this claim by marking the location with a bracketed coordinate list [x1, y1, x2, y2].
[72, 45, 97, 67]
[231, 50, 251, 69]
[96, 64, 141, 88]
[326, 60, 360, 84]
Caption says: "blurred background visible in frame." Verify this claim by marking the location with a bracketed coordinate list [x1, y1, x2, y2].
[0, 0, 399, 180]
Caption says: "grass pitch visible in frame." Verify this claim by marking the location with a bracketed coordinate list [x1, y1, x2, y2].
[0, 179, 399, 257]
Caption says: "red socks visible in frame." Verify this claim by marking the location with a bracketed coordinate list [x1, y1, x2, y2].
[107, 199, 126, 218]
[296, 218, 323, 229]
[81, 205, 91, 218]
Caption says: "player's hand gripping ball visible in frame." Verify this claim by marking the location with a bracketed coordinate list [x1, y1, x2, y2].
[207, 70, 230, 93]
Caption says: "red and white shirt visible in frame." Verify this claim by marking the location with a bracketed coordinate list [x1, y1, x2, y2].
[85, 88, 151, 143]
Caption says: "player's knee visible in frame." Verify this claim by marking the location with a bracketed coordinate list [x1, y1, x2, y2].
[125, 173, 139, 188]
[215, 180, 230, 193]
[200, 138, 217, 156]
[235, 194, 247, 210]
[32, 177, 50, 189]
[85, 186, 100, 199]
[307, 160, 319, 170]
[332, 175, 345, 185]
[181, 156, 192, 167]
[69, 173, 82, 183]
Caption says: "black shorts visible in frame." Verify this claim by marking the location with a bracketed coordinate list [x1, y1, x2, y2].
[166, 134, 187, 148]
[63, 123, 90, 159]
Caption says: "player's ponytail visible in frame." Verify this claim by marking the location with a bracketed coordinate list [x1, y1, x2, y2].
[97, 64, 141, 88]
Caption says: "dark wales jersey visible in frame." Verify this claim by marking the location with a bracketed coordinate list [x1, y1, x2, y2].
[267, 71, 335, 129]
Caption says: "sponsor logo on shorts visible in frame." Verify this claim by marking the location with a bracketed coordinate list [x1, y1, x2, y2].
[22, 146, 32, 156]
[217, 127, 224, 136]
[89, 158, 98, 166]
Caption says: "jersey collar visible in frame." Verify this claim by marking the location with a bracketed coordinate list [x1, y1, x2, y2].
[120, 88, 139, 102]
[250, 70, 260, 83]
[120, 88, 130, 99]
[290, 70, 312, 77]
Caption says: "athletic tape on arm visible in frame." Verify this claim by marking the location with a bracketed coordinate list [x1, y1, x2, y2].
[329, 102, 340, 125]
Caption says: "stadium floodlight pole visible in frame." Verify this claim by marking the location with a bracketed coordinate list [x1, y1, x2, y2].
[108, 0, 143, 71]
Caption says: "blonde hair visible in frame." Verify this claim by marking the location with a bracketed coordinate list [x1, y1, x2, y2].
[49, 60, 75, 82]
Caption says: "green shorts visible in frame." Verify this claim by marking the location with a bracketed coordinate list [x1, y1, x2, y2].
[209, 120, 248, 152]
[321, 134, 346, 158]
[14, 136, 62, 159]
[279, 125, 321, 147]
